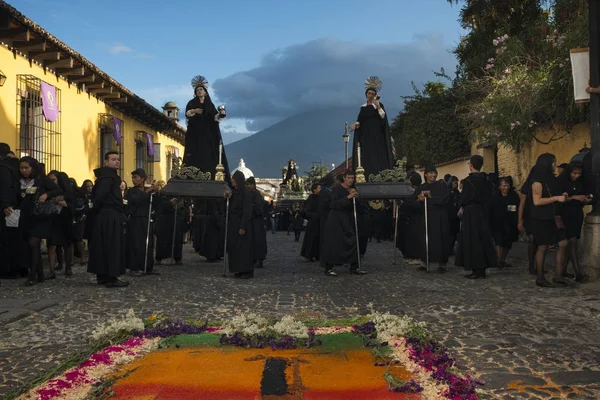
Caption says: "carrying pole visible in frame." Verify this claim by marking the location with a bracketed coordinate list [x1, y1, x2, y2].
[353, 198, 362, 271]
[222, 198, 230, 277]
[424, 195, 430, 272]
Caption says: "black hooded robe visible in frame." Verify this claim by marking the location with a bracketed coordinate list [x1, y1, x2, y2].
[183, 95, 231, 181]
[321, 185, 359, 267]
[455, 173, 499, 270]
[317, 186, 333, 265]
[227, 171, 254, 273]
[351, 103, 394, 179]
[249, 189, 267, 263]
[398, 193, 426, 260]
[124, 187, 154, 272]
[0, 156, 22, 277]
[300, 193, 320, 260]
[200, 199, 225, 261]
[87, 167, 126, 279]
[490, 190, 520, 248]
[154, 194, 185, 262]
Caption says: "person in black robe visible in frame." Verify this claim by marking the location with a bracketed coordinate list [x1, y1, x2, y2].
[356, 198, 372, 257]
[154, 193, 185, 265]
[289, 201, 303, 241]
[246, 177, 267, 268]
[226, 171, 253, 278]
[87, 152, 129, 287]
[301, 183, 321, 261]
[397, 172, 423, 265]
[192, 200, 209, 253]
[317, 175, 335, 268]
[199, 199, 226, 261]
[557, 161, 590, 282]
[0, 145, 23, 279]
[183, 77, 230, 181]
[447, 176, 461, 255]
[125, 169, 157, 276]
[455, 156, 499, 278]
[490, 177, 520, 268]
[415, 165, 451, 273]
[350, 86, 394, 179]
[321, 170, 367, 276]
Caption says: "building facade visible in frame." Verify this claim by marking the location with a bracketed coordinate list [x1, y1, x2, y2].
[0, 1, 184, 185]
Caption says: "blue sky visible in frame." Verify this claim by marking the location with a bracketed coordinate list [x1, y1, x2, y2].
[12, 0, 465, 141]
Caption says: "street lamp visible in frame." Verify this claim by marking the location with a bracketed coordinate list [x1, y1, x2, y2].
[0, 69, 6, 87]
[343, 122, 350, 170]
[589, 0, 600, 212]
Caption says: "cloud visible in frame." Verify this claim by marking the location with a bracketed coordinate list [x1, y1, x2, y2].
[212, 34, 457, 132]
[108, 43, 132, 54]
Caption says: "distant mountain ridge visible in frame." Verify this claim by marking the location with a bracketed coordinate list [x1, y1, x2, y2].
[225, 106, 399, 178]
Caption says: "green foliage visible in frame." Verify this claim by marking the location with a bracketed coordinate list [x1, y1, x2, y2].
[446, 0, 590, 150]
[303, 164, 329, 190]
[391, 74, 470, 166]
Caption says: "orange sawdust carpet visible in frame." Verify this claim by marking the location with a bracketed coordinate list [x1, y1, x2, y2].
[109, 335, 422, 399]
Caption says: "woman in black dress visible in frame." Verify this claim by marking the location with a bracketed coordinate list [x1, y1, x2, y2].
[226, 171, 253, 278]
[183, 76, 230, 181]
[300, 183, 321, 261]
[47, 171, 75, 278]
[350, 83, 394, 179]
[491, 177, 520, 267]
[526, 153, 568, 287]
[18, 157, 62, 286]
[557, 161, 590, 282]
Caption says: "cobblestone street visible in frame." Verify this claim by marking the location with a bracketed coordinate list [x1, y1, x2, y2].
[1, 232, 600, 399]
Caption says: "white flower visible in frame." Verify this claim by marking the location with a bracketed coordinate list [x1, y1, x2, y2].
[273, 316, 309, 338]
[222, 313, 269, 336]
[90, 309, 144, 342]
[368, 312, 427, 342]
[493, 39, 499, 46]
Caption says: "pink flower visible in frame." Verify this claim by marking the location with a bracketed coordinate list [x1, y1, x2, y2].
[493, 39, 499, 46]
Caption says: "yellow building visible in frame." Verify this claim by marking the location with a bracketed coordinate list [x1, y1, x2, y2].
[0, 1, 184, 185]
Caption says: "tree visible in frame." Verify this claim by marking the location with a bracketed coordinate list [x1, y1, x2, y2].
[391, 74, 470, 167]
[302, 164, 329, 190]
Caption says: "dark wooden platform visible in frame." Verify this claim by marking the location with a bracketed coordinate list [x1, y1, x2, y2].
[160, 179, 228, 199]
[355, 182, 414, 199]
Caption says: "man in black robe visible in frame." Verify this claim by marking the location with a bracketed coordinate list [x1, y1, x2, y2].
[154, 193, 185, 265]
[300, 183, 321, 262]
[199, 199, 225, 261]
[87, 151, 129, 287]
[416, 165, 451, 273]
[124, 169, 157, 277]
[455, 155, 499, 279]
[0, 143, 22, 279]
[246, 177, 267, 268]
[226, 171, 254, 278]
[321, 170, 367, 276]
[317, 175, 334, 269]
[350, 87, 394, 179]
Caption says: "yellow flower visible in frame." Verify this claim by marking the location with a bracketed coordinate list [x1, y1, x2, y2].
[147, 314, 157, 322]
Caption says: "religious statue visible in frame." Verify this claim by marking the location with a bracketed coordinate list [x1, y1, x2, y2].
[350, 76, 395, 180]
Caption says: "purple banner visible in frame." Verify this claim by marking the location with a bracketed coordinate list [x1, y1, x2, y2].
[112, 117, 123, 146]
[146, 133, 155, 157]
[173, 147, 179, 158]
[40, 82, 59, 122]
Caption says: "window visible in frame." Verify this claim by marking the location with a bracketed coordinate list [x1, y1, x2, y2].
[16, 75, 61, 171]
[98, 113, 124, 178]
[135, 131, 154, 181]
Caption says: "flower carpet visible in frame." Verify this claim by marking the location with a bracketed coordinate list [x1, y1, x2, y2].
[15, 311, 482, 400]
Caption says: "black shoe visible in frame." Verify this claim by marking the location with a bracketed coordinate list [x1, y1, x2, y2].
[256, 261, 264, 269]
[437, 266, 447, 274]
[97, 279, 107, 285]
[562, 272, 575, 279]
[350, 269, 367, 275]
[145, 271, 161, 276]
[467, 273, 486, 280]
[105, 279, 130, 288]
[22, 280, 36, 287]
[55, 264, 63, 271]
[576, 274, 590, 283]
[416, 266, 427, 272]
[240, 272, 254, 279]
[536, 277, 555, 288]
[174, 260, 183, 265]
[65, 267, 73, 277]
[552, 277, 568, 285]
[233, 273, 242, 279]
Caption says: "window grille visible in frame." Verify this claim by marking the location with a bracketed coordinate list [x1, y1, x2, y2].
[16, 75, 61, 172]
[135, 131, 154, 181]
[98, 113, 124, 178]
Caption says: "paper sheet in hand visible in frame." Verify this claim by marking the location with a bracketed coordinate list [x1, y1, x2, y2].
[5, 209, 20, 228]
